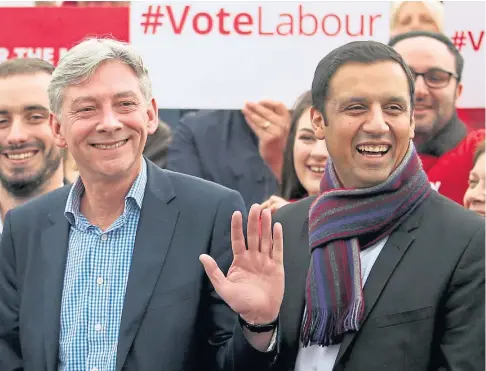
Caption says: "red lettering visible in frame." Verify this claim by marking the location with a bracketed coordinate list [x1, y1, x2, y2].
[234, 13, 253, 35]
[216, 8, 230, 35]
[299, 5, 317, 36]
[166, 5, 190, 34]
[277, 14, 293, 36]
[321, 14, 341, 36]
[469, 31, 484, 51]
[345, 15, 364, 36]
[193, 12, 213, 35]
[258, 6, 274, 35]
[369, 14, 381, 36]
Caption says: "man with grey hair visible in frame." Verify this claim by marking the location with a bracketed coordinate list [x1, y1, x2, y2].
[0, 38, 284, 371]
[0, 58, 65, 236]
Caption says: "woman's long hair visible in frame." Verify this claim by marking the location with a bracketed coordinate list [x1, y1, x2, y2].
[279, 90, 314, 200]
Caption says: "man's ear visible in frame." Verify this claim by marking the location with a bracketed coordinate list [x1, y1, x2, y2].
[50, 113, 67, 148]
[454, 82, 463, 104]
[310, 106, 326, 140]
[146, 98, 159, 135]
[409, 113, 415, 140]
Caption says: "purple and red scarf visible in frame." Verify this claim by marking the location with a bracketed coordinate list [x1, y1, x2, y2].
[301, 143, 431, 347]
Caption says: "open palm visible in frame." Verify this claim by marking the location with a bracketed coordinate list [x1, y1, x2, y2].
[200, 204, 284, 325]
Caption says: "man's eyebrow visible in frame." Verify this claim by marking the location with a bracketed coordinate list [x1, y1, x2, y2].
[113, 91, 139, 99]
[0, 105, 50, 115]
[69, 96, 97, 107]
[24, 105, 49, 113]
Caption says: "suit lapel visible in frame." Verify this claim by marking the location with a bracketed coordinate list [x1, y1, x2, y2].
[334, 210, 422, 368]
[280, 218, 310, 351]
[116, 161, 179, 371]
[41, 189, 71, 371]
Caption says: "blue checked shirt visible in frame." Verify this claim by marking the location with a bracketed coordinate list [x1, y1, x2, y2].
[58, 160, 147, 371]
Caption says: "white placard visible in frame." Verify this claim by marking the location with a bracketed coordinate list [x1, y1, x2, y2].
[130, 1, 484, 109]
[443, 1, 485, 109]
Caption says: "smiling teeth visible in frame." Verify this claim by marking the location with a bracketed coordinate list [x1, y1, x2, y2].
[310, 166, 325, 173]
[93, 140, 127, 150]
[7, 152, 35, 160]
[357, 145, 389, 152]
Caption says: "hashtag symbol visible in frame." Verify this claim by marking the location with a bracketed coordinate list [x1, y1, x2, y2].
[141, 5, 163, 35]
[451, 31, 467, 51]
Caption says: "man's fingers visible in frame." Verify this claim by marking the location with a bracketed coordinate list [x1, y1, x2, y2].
[231, 211, 246, 256]
[199, 254, 228, 293]
[260, 208, 272, 255]
[247, 204, 261, 252]
[272, 222, 284, 264]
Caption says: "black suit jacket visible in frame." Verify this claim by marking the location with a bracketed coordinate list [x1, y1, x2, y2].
[272, 192, 485, 371]
[0, 160, 277, 371]
[167, 110, 278, 209]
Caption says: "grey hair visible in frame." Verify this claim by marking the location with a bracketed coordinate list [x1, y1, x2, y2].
[48, 37, 152, 115]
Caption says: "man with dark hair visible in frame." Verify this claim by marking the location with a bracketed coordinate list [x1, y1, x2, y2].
[0, 58, 65, 234]
[389, 30, 485, 204]
[272, 40, 484, 371]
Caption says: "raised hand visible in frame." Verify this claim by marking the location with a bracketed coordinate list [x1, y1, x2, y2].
[261, 195, 290, 214]
[199, 204, 284, 325]
[242, 100, 291, 181]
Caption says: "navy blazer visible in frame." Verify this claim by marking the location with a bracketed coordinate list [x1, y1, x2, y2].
[0, 159, 278, 371]
[167, 110, 279, 209]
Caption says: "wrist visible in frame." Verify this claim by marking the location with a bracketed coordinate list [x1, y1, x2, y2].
[238, 314, 279, 333]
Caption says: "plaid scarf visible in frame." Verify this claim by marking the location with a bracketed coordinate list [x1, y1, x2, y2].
[301, 143, 431, 347]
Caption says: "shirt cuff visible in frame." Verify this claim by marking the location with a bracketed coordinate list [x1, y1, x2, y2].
[266, 326, 278, 352]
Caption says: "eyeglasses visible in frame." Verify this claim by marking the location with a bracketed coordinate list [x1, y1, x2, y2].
[411, 68, 459, 89]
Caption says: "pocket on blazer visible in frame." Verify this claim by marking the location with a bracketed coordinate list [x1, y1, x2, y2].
[374, 306, 433, 328]
[146, 281, 197, 312]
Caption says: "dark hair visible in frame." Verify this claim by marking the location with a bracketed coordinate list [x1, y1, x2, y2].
[0, 58, 55, 78]
[279, 90, 313, 200]
[473, 140, 485, 166]
[311, 40, 415, 120]
[388, 30, 464, 81]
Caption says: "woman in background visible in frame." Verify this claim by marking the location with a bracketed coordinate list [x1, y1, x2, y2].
[261, 91, 328, 213]
[390, 1, 444, 37]
[463, 141, 485, 216]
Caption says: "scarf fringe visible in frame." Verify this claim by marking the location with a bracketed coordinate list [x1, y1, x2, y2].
[301, 299, 364, 347]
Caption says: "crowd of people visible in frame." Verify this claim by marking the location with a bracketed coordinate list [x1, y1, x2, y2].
[0, 1, 483, 371]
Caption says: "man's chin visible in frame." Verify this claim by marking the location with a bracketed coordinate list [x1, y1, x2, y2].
[0, 173, 45, 198]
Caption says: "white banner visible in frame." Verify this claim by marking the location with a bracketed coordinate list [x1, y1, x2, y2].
[130, 1, 484, 110]
[443, 1, 485, 109]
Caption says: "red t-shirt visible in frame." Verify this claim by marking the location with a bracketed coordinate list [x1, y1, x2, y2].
[419, 129, 485, 205]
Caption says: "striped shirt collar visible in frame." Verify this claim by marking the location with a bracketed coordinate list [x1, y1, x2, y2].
[64, 158, 148, 226]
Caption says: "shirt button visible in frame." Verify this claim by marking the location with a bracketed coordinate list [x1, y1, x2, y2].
[91, 368, 98, 371]
[96, 277, 104, 285]
[94, 323, 102, 332]
[101, 234, 108, 241]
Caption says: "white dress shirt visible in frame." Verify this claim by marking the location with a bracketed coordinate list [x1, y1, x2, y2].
[295, 237, 388, 371]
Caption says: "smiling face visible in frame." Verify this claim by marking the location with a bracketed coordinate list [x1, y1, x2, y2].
[51, 60, 158, 184]
[393, 36, 462, 149]
[293, 107, 329, 195]
[311, 61, 415, 189]
[0, 72, 62, 197]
